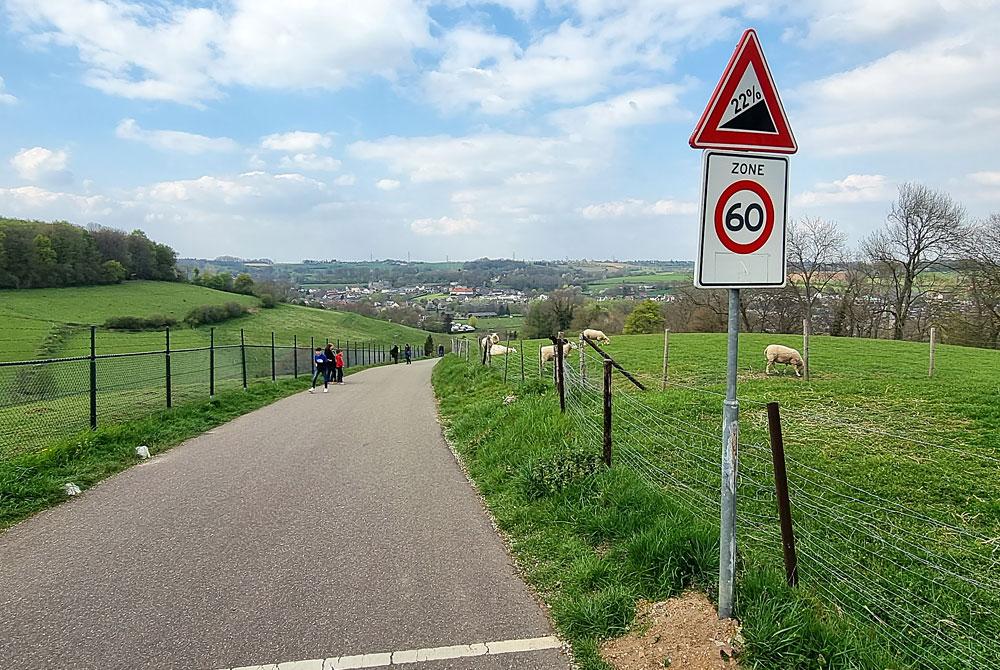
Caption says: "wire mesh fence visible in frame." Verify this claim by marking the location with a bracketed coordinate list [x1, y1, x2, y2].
[0, 328, 435, 461]
[455, 338, 1000, 669]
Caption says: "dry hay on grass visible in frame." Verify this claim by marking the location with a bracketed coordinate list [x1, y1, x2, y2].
[601, 591, 742, 670]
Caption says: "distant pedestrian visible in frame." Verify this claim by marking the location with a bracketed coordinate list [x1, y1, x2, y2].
[334, 348, 345, 384]
[404, 344, 412, 364]
[310, 347, 330, 393]
[390, 344, 399, 364]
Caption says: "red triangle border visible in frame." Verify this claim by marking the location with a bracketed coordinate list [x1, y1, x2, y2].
[689, 29, 797, 154]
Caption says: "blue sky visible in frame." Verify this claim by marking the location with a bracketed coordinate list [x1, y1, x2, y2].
[1, 0, 999, 262]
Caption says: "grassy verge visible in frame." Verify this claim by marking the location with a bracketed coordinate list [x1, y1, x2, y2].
[432, 355, 893, 669]
[0, 365, 375, 531]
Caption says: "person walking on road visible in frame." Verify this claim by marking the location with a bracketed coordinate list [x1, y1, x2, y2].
[334, 348, 345, 384]
[390, 344, 399, 364]
[404, 344, 412, 365]
[310, 347, 330, 393]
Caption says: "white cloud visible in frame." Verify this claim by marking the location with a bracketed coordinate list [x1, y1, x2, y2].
[549, 84, 688, 134]
[376, 178, 401, 191]
[410, 216, 481, 235]
[0, 185, 109, 215]
[115, 118, 238, 154]
[7, 0, 432, 104]
[278, 153, 342, 172]
[10, 147, 70, 182]
[334, 174, 357, 186]
[261, 131, 334, 153]
[138, 171, 328, 207]
[793, 174, 890, 206]
[968, 171, 1000, 187]
[422, 2, 749, 114]
[581, 198, 696, 219]
[350, 132, 592, 184]
[795, 18, 1000, 155]
[0, 76, 17, 104]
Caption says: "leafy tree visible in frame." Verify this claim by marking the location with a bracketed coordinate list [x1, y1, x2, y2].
[424, 334, 435, 356]
[467, 315, 479, 328]
[623, 300, 665, 334]
[233, 273, 255, 295]
[101, 260, 127, 283]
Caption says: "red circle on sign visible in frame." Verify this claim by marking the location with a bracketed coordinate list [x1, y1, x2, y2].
[714, 180, 775, 254]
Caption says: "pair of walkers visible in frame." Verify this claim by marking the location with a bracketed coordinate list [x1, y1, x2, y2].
[310, 344, 344, 393]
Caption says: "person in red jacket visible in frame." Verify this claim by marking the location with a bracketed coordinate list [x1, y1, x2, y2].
[334, 348, 345, 384]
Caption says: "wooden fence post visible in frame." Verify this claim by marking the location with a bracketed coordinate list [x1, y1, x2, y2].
[767, 402, 799, 587]
[603, 358, 612, 466]
[661, 328, 670, 390]
[929, 326, 937, 377]
[801, 319, 807, 377]
[556, 332, 566, 413]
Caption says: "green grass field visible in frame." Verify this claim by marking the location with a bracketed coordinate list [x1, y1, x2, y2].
[586, 271, 692, 288]
[436, 333, 1000, 668]
[464, 315, 525, 335]
[0, 281, 434, 362]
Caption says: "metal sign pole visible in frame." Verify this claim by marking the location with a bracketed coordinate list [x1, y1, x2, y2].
[719, 288, 740, 619]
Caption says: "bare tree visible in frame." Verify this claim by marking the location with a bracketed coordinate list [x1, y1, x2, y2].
[787, 217, 847, 332]
[954, 214, 1000, 346]
[864, 183, 966, 340]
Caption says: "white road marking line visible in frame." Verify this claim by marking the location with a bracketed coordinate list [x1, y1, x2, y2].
[218, 635, 561, 670]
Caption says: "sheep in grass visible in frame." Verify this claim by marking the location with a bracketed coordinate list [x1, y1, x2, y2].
[489, 343, 517, 356]
[764, 344, 804, 377]
[478, 332, 501, 362]
[581, 328, 611, 345]
[539, 341, 577, 374]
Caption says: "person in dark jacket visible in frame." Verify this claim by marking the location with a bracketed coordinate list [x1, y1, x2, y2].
[310, 347, 330, 393]
[390, 344, 399, 364]
[404, 343, 412, 364]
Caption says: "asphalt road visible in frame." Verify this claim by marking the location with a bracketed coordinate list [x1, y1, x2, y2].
[0, 359, 570, 670]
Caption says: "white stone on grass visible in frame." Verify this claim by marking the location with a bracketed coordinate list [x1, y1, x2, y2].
[63, 483, 81, 496]
[136, 445, 151, 459]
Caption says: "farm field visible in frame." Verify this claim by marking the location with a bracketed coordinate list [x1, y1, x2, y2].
[586, 271, 692, 287]
[0, 281, 434, 362]
[462, 315, 525, 335]
[442, 332, 999, 668]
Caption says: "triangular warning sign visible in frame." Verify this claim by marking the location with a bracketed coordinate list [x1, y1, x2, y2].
[689, 29, 797, 154]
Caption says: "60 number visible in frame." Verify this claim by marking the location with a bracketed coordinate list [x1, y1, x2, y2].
[725, 201, 764, 233]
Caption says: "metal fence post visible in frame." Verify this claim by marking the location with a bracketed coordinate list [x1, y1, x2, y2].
[293, 335, 298, 378]
[767, 402, 798, 587]
[719, 288, 740, 619]
[603, 358, 612, 466]
[929, 326, 937, 377]
[89, 325, 97, 429]
[556, 332, 566, 413]
[271, 331, 276, 381]
[311, 336, 315, 377]
[209, 327, 215, 397]
[240, 328, 247, 389]
[165, 326, 172, 409]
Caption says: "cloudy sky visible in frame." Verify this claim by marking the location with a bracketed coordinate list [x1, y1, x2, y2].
[1, 0, 998, 262]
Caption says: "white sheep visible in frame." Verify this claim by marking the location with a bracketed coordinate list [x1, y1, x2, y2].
[538, 341, 577, 373]
[489, 343, 517, 356]
[581, 328, 611, 345]
[479, 332, 500, 351]
[764, 344, 804, 377]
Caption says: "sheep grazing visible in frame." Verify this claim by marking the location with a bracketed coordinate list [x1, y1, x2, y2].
[581, 328, 611, 345]
[489, 343, 517, 356]
[538, 341, 577, 372]
[479, 332, 500, 351]
[764, 344, 804, 377]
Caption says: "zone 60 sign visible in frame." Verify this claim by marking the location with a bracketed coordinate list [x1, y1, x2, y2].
[695, 151, 788, 288]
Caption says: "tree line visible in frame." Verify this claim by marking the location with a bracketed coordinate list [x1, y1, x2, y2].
[0, 219, 177, 289]
[522, 183, 1000, 349]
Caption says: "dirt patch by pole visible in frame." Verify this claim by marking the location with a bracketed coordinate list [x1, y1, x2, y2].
[600, 591, 742, 670]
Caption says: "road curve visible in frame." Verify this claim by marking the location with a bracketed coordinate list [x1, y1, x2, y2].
[0, 359, 569, 670]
